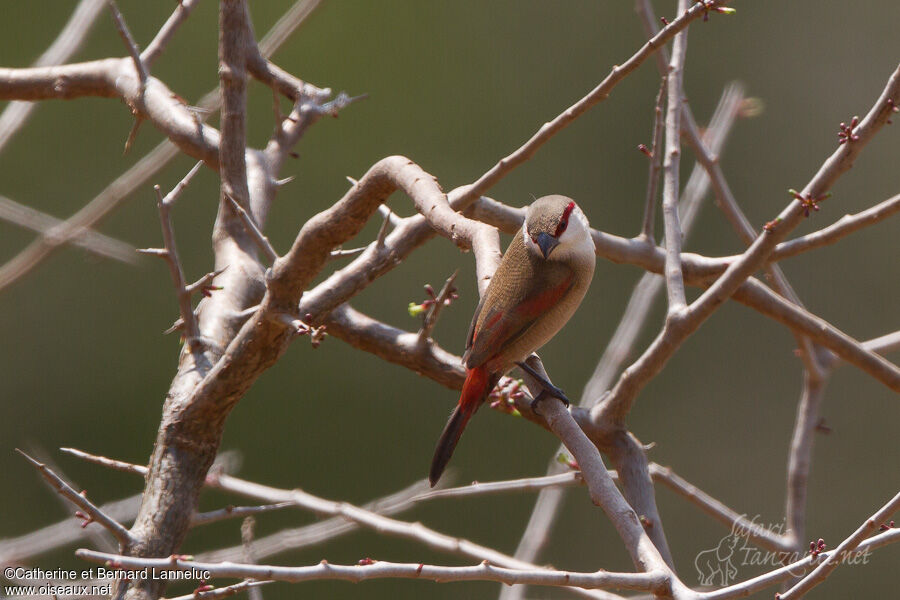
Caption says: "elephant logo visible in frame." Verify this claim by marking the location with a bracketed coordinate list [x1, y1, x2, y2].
[694, 530, 741, 586]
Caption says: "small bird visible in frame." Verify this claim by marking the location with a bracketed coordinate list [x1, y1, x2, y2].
[429, 195, 596, 486]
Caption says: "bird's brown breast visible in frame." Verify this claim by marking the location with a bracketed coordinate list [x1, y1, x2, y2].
[463, 229, 593, 372]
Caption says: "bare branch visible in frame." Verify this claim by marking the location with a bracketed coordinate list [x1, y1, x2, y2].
[197, 479, 435, 564]
[660, 0, 690, 313]
[245, 0, 325, 101]
[191, 503, 292, 527]
[165, 580, 274, 600]
[0, 0, 105, 154]
[417, 270, 459, 344]
[650, 464, 794, 553]
[62, 447, 614, 600]
[141, 0, 201, 67]
[778, 490, 900, 600]
[505, 87, 745, 599]
[773, 192, 900, 261]
[698, 529, 900, 600]
[863, 330, 900, 356]
[0, 194, 136, 263]
[76, 551, 660, 593]
[0, 494, 140, 564]
[593, 62, 900, 424]
[454, 0, 733, 207]
[413, 472, 584, 502]
[106, 0, 148, 85]
[324, 304, 465, 390]
[639, 77, 666, 239]
[15, 449, 133, 547]
[518, 357, 676, 581]
[637, 0, 826, 377]
[224, 193, 279, 263]
[150, 162, 206, 354]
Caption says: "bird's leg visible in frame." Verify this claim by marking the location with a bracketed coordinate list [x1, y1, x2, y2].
[515, 360, 570, 408]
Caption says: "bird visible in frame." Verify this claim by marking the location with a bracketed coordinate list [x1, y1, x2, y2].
[429, 195, 596, 486]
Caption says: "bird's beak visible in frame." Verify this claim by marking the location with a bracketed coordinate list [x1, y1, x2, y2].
[536, 232, 560, 259]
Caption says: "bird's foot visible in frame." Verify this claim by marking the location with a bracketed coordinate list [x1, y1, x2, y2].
[516, 361, 570, 409]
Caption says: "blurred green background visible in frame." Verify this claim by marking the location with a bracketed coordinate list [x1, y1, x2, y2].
[1, 1, 897, 598]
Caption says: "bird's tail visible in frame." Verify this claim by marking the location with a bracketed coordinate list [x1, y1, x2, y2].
[429, 366, 494, 486]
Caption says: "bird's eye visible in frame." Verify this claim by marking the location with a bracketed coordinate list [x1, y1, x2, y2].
[554, 218, 568, 237]
[531, 236, 539, 245]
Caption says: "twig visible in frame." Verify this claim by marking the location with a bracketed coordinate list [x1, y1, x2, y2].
[0, 194, 136, 263]
[294, 2, 732, 333]
[15, 449, 133, 547]
[148, 161, 206, 354]
[777, 490, 900, 600]
[0, 494, 140, 564]
[453, 0, 734, 208]
[328, 246, 366, 260]
[639, 77, 667, 239]
[862, 330, 900, 356]
[245, 0, 325, 102]
[197, 479, 435, 564]
[106, 0, 148, 85]
[649, 464, 794, 553]
[411, 462, 796, 555]
[141, 0, 201, 67]
[697, 528, 900, 600]
[185, 267, 228, 297]
[240, 516, 264, 600]
[324, 303, 465, 390]
[413, 472, 584, 502]
[376, 205, 394, 246]
[191, 503, 293, 527]
[417, 270, 459, 344]
[660, 0, 690, 313]
[164, 580, 274, 600]
[782, 371, 828, 557]
[773, 192, 900, 260]
[123, 116, 144, 154]
[224, 194, 279, 262]
[77, 551, 660, 593]
[450, 196, 900, 391]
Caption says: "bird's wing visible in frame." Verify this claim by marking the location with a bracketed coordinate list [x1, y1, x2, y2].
[463, 266, 574, 369]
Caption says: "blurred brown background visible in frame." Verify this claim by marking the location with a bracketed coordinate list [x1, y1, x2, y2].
[1, 1, 897, 598]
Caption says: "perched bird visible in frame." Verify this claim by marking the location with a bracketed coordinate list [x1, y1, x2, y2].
[429, 195, 596, 486]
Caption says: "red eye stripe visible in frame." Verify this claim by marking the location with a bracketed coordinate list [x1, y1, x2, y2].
[554, 201, 576, 237]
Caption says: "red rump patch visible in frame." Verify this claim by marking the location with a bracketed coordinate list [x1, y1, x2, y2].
[553, 202, 576, 237]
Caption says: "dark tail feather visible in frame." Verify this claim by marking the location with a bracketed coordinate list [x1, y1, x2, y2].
[428, 404, 474, 487]
[429, 367, 493, 486]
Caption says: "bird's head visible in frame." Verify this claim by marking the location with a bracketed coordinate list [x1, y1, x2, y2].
[523, 195, 593, 261]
